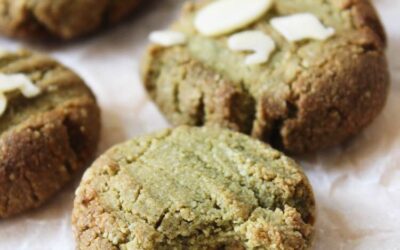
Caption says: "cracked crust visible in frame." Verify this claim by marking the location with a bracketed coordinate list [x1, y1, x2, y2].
[142, 0, 389, 153]
[0, 50, 100, 218]
[72, 126, 315, 249]
[0, 0, 142, 40]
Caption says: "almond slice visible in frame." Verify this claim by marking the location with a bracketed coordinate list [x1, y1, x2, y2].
[0, 73, 41, 116]
[0, 93, 6, 116]
[19, 79, 41, 98]
[149, 30, 187, 47]
[228, 31, 276, 65]
[0, 73, 41, 97]
[270, 13, 335, 42]
[195, 0, 273, 37]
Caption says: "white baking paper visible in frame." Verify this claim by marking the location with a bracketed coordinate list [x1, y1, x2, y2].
[0, 0, 399, 249]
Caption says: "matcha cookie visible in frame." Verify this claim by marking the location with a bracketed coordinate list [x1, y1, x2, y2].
[0, 0, 142, 40]
[142, 0, 389, 153]
[72, 126, 315, 249]
[0, 50, 100, 218]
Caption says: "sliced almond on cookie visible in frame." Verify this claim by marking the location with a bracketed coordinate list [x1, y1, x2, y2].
[0, 93, 6, 116]
[149, 30, 187, 47]
[195, 0, 273, 37]
[0, 73, 41, 116]
[228, 31, 276, 65]
[271, 13, 335, 42]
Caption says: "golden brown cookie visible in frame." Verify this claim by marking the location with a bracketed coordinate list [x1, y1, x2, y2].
[0, 0, 142, 40]
[0, 50, 100, 218]
[73, 126, 315, 249]
[142, 0, 389, 153]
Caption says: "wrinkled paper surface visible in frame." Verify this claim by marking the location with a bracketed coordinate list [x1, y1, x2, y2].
[0, 0, 399, 249]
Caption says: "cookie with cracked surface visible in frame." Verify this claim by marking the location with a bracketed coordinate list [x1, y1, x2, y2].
[142, 0, 389, 153]
[72, 126, 315, 249]
[0, 50, 100, 218]
[0, 0, 142, 40]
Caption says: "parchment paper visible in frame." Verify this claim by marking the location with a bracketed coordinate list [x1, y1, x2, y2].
[0, 0, 399, 249]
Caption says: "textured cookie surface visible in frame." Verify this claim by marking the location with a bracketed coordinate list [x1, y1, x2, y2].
[0, 50, 100, 218]
[73, 126, 315, 249]
[0, 0, 142, 40]
[142, 0, 389, 153]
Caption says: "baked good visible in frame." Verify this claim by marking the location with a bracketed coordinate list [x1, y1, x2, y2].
[72, 126, 315, 249]
[0, 50, 100, 218]
[142, 0, 389, 153]
[0, 0, 142, 40]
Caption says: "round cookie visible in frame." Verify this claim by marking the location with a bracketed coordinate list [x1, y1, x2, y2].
[72, 126, 315, 249]
[0, 50, 100, 218]
[142, 0, 389, 153]
[0, 0, 142, 40]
